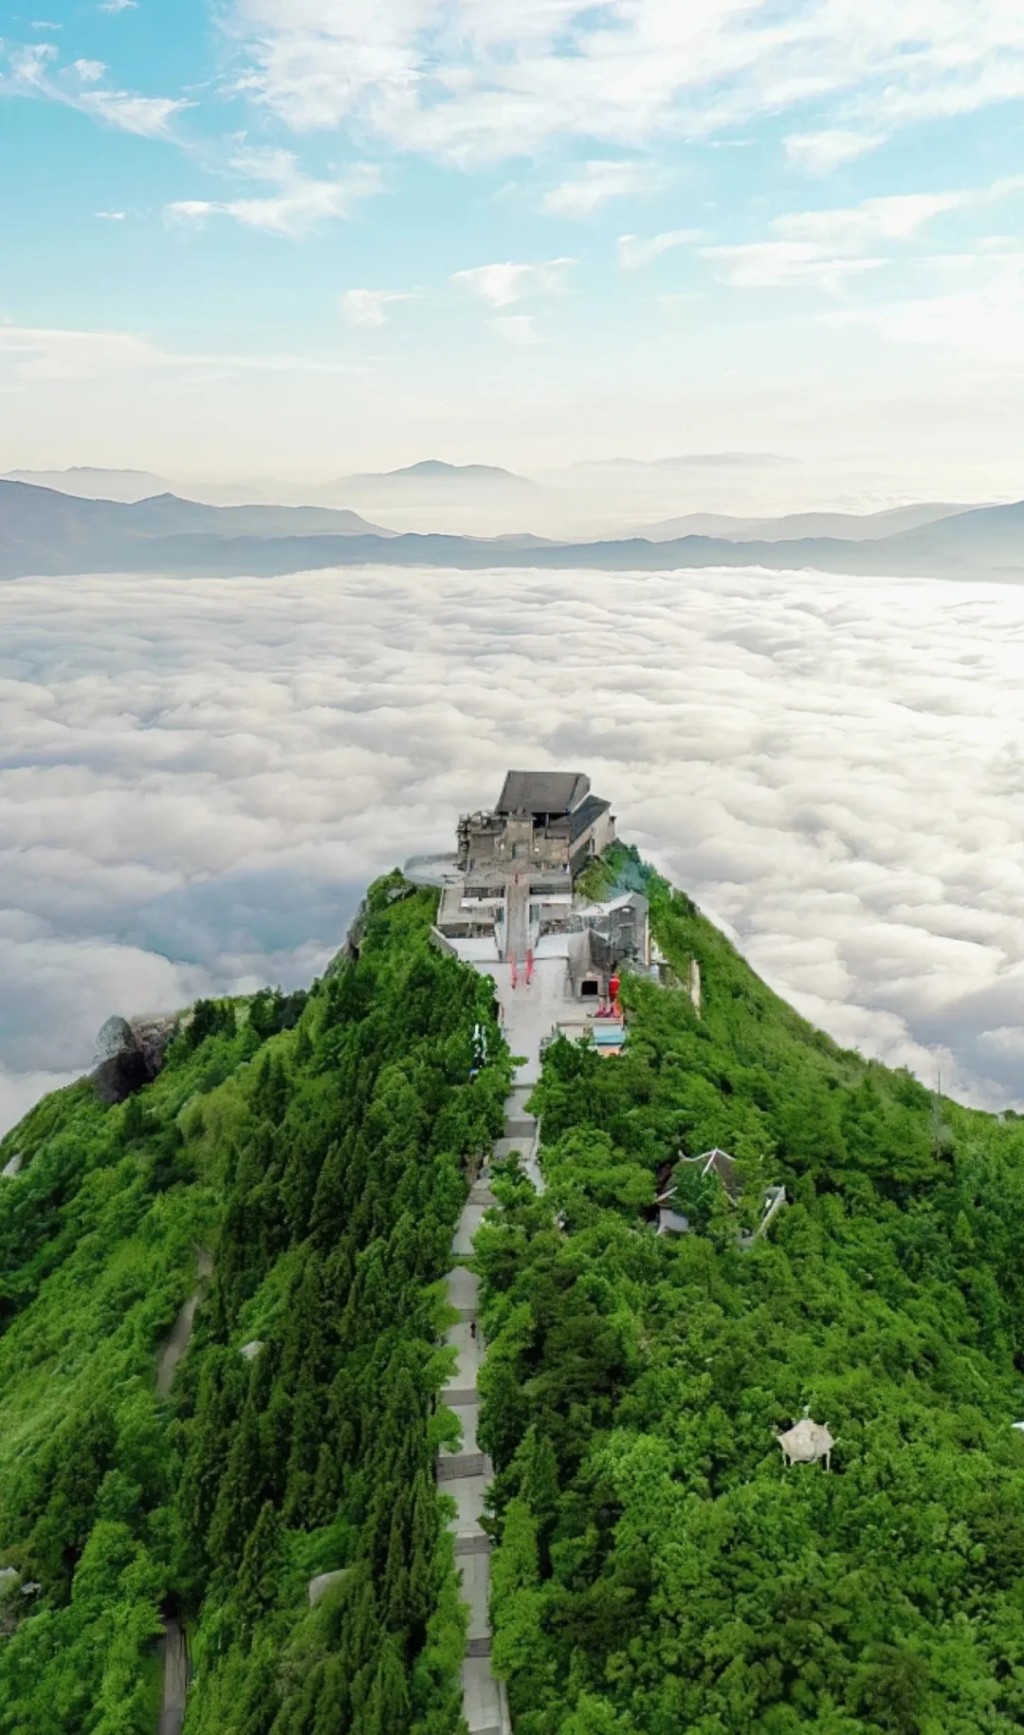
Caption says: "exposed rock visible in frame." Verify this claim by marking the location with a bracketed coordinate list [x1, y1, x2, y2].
[308, 1569, 349, 1606]
[95, 1015, 136, 1062]
[1, 1152, 22, 1180]
[132, 1015, 178, 1077]
[91, 1012, 177, 1105]
[239, 1339, 264, 1361]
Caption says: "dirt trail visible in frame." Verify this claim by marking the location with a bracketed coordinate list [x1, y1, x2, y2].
[156, 1250, 214, 1399]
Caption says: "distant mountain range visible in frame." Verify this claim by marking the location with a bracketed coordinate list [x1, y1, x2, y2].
[4, 460, 539, 514]
[562, 453, 795, 474]
[3, 466, 174, 503]
[629, 503, 971, 543]
[1, 479, 1022, 581]
[348, 460, 533, 485]
[312, 460, 538, 503]
[0, 484, 393, 573]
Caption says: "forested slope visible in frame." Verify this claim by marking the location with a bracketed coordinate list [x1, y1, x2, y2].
[477, 847, 1024, 1735]
[0, 875, 508, 1734]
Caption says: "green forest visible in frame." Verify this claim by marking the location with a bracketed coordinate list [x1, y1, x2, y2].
[0, 876, 508, 1734]
[477, 847, 1024, 1734]
[4, 844, 1024, 1733]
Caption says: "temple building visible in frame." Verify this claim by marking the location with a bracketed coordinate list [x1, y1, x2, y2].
[457, 771, 615, 879]
[407, 770, 648, 1062]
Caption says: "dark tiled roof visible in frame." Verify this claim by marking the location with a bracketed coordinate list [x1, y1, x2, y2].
[496, 770, 590, 816]
[568, 793, 611, 841]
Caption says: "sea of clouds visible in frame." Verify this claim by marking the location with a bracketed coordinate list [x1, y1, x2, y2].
[2, 561, 1024, 1133]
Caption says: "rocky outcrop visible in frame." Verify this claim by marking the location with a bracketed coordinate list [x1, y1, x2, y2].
[91, 1013, 178, 1105]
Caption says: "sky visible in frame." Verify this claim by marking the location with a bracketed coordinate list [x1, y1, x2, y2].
[4, 559, 1024, 1136]
[3, 1, 1024, 496]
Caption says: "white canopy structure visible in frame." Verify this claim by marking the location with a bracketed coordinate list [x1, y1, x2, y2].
[777, 1417, 834, 1470]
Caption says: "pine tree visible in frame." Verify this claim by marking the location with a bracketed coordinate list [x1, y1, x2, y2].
[235, 1502, 283, 1632]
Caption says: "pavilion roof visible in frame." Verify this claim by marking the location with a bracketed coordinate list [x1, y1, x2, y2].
[777, 1418, 834, 1461]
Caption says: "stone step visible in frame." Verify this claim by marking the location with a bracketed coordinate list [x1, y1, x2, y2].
[466, 1637, 492, 1659]
[493, 1137, 530, 1158]
[438, 1451, 490, 1481]
[505, 1118, 535, 1139]
[454, 1306, 478, 1323]
[454, 1531, 491, 1556]
[445, 1387, 477, 1407]
[470, 1187, 497, 1206]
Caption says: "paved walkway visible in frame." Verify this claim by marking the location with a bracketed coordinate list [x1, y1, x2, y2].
[158, 1617, 188, 1735]
[439, 909, 564, 1732]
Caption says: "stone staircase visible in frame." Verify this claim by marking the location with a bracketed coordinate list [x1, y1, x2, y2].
[440, 1173, 511, 1735]
[438, 956, 551, 1734]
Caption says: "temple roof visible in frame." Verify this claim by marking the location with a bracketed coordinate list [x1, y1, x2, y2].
[496, 770, 591, 817]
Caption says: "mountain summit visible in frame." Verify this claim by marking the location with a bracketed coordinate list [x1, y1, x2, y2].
[3, 829, 1024, 1731]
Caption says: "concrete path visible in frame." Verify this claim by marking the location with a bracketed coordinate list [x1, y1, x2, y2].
[158, 1617, 188, 1735]
[439, 922, 560, 1734]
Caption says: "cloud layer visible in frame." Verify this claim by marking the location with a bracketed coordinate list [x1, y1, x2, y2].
[227, 0, 1024, 168]
[2, 561, 1024, 1134]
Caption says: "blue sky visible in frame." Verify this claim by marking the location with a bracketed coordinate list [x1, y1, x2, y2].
[2, 0, 1024, 496]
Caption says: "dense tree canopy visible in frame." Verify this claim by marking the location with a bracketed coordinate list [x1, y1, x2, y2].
[5, 842, 1024, 1733]
[478, 847, 1024, 1735]
[0, 876, 508, 1733]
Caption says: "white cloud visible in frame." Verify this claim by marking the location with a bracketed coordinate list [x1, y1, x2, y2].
[491, 314, 539, 345]
[5, 562, 1024, 1137]
[826, 256, 1024, 360]
[777, 193, 966, 250]
[541, 159, 661, 216]
[0, 323, 365, 382]
[100, 0, 140, 11]
[452, 257, 574, 306]
[618, 229, 702, 269]
[702, 242, 885, 291]
[0, 325, 165, 380]
[704, 188, 995, 293]
[224, 0, 1024, 167]
[95, 209, 127, 220]
[166, 149, 381, 236]
[342, 287, 418, 327]
[2, 39, 186, 136]
[784, 129, 885, 174]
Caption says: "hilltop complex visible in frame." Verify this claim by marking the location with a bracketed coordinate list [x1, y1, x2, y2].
[412, 769, 650, 1057]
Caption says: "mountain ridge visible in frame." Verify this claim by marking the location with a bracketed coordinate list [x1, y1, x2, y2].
[2, 479, 1023, 579]
[4, 847, 1024, 1729]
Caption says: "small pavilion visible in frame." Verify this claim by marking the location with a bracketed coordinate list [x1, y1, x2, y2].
[777, 1416, 834, 1470]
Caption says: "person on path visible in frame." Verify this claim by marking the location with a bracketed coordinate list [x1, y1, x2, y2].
[470, 1320, 477, 1342]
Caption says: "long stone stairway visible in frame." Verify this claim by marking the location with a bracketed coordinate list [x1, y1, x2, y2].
[441, 1068, 547, 1734]
[438, 932, 563, 1733]
[441, 1157, 511, 1735]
